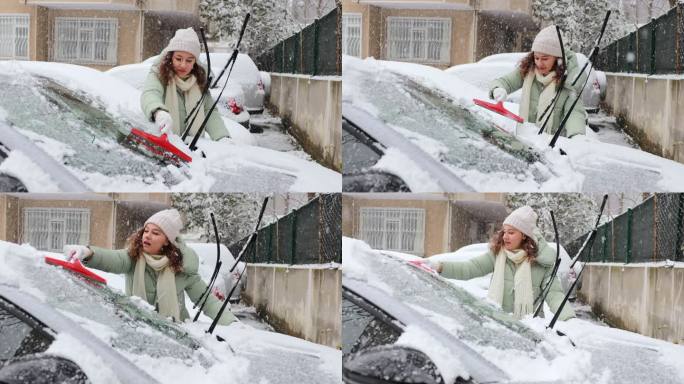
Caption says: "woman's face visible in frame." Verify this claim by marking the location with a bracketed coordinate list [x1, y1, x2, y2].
[502, 224, 525, 251]
[171, 51, 196, 78]
[534, 52, 557, 76]
[142, 223, 169, 255]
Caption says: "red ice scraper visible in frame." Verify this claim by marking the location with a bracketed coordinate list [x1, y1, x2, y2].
[472, 99, 524, 123]
[128, 128, 192, 166]
[45, 255, 107, 285]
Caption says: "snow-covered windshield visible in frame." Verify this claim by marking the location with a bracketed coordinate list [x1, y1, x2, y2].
[343, 56, 548, 185]
[0, 72, 170, 184]
[343, 239, 543, 352]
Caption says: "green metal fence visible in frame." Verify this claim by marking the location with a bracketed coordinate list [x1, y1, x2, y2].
[255, 6, 340, 76]
[566, 194, 684, 263]
[228, 194, 342, 265]
[596, 3, 684, 74]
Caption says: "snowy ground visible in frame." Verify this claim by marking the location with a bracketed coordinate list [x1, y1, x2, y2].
[587, 110, 640, 149]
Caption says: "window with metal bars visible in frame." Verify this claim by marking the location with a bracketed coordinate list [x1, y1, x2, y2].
[22, 208, 91, 252]
[53, 17, 118, 65]
[386, 17, 451, 64]
[358, 207, 425, 255]
[342, 13, 362, 58]
[0, 14, 29, 60]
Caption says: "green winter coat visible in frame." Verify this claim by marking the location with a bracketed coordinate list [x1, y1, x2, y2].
[489, 50, 587, 138]
[440, 233, 575, 321]
[140, 59, 229, 141]
[84, 240, 236, 325]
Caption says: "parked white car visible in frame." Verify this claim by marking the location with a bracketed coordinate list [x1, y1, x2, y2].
[200, 52, 266, 113]
[447, 52, 607, 113]
[188, 242, 246, 303]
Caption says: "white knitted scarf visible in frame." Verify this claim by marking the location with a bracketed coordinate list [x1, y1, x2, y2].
[519, 69, 557, 131]
[132, 253, 180, 322]
[164, 74, 204, 141]
[487, 249, 534, 319]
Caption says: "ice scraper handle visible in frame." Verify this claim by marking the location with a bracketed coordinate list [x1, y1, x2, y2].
[155, 110, 174, 136]
[408, 259, 439, 274]
[492, 87, 507, 103]
[63, 244, 92, 261]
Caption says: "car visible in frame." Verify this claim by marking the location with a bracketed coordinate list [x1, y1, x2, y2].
[106, 59, 251, 129]
[188, 242, 246, 303]
[342, 237, 684, 384]
[342, 55, 684, 192]
[0, 240, 342, 384]
[201, 53, 266, 114]
[0, 61, 341, 192]
[449, 52, 606, 113]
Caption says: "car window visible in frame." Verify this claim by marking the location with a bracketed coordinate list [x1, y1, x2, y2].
[0, 297, 54, 362]
[342, 293, 401, 356]
[0, 73, 173, 184]
[344, 64, 548, 183]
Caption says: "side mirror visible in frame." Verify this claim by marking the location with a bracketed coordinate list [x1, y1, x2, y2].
[343, 345, 444, 384]
[0, 355, 89, 384]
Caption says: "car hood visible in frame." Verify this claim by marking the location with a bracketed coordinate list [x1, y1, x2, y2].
[0, 241, 341, 384]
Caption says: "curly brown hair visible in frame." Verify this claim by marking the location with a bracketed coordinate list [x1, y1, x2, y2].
[157, 51, 208, 91]
[489, 229, 538, 261]
[518, 52, 565, 84]
[126, 227, 184, 273]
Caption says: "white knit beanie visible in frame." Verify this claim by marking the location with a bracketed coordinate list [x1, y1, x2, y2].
[145, 209, 183, 246]
[532, 25, 563, 57]
[163, 28, 201, 60]
[503, 206, 538, 240]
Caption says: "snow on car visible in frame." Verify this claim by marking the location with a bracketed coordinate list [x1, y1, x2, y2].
[188, 242, 245, 303]
[0, 61, 341, 192]
[342, 55, 684, 192]
[0, 240, 341, 384]
[342, 237, 684, 384]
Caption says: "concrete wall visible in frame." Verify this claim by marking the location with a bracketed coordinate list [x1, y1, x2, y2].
[268, 74, 341, 171]
[243, 264, 341, 349]
[603, 73, 684, 163]
[579, 263, 684, 344]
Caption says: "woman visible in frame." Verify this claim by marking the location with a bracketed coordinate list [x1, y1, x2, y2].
[430, 206, 574, 320]
[489, 25, 587, 138]
[63, 208, 236, 325]
[140, 27, 230, 142]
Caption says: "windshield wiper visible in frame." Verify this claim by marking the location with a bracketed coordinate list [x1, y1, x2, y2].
[533, 210, 560, 317]
[548, 194, 608, 330]
[192, 212, 222, 321]
[208, 196, 269, 338]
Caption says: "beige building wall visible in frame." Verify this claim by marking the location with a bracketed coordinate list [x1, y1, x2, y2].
[0, 195, 20, 244]
[479, 0, 532, 13]
[14, 198, 115, 248]
[342, 194, 450, 257]
[45, 8, 142, 70]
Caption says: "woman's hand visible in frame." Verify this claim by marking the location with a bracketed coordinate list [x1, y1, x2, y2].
[63, 245, 93, 261]
[492, 87, 508, 103]
[154, 110, 174, 135]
